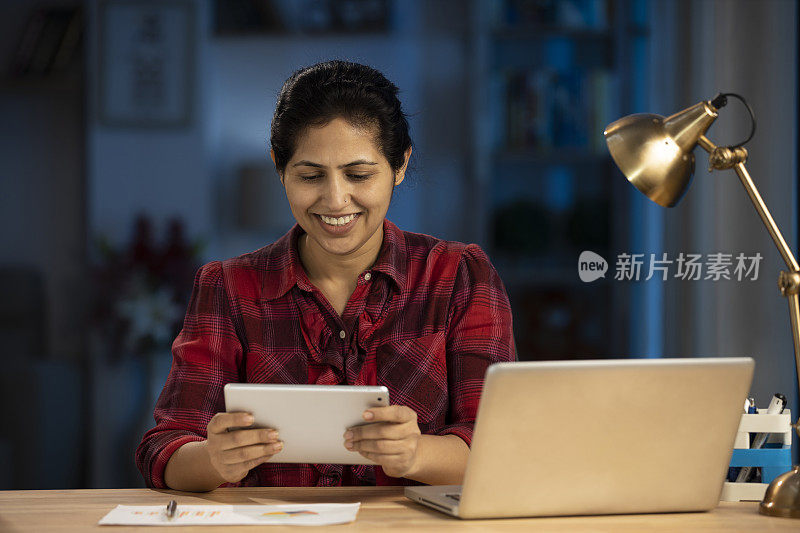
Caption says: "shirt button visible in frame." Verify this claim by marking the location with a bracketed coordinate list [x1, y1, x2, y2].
[364, 272, 372, 281]
[339, 330, 346, 339]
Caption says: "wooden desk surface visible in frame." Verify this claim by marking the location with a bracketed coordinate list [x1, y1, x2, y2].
[0, 487, 798, 532]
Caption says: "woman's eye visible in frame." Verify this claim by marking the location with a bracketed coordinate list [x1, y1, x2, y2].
[298, 173, 371, 181]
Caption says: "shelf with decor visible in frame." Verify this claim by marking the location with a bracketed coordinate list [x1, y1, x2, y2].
[470, 0, 648, 360]
[212, 0, 393, 36]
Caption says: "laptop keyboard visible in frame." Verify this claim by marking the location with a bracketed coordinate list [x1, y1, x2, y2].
[444, 493, 461, 502]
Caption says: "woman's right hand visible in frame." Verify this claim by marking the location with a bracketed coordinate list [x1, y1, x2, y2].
[205, 412, 283, 484]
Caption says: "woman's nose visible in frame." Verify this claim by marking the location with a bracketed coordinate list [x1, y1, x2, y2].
[323, 174, 352, 209]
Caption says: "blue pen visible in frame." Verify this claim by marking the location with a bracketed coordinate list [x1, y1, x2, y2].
[746, 396, 757, 449]
[747, 397, 758, 414]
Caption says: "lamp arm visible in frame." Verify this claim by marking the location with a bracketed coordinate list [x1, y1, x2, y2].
[697, 135, 800, 272]
[734, 161, 800, 437]
[733, 160, 800, 437]
[698, 134, 800, 437]
[788, 292, 800, 437]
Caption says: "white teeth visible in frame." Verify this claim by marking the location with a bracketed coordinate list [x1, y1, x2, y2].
[319, 213, 357, 226]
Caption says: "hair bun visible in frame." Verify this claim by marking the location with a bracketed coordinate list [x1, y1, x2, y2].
[270, 60, 412, 174]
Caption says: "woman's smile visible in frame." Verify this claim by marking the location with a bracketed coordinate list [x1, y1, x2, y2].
[314, 212, 361, 234]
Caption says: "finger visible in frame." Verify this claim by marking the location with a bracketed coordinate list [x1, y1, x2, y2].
[221, 441, 284, 465]
[238, 455, 273, 475]
[220, 428, 280, 450]
[362, 405, 416, 424]
[225, 450, 280, 482]
[348, 438, 404, 455]
[357, 450, 404, 464]
[345, 422, 408, 443]
[208, 412, 254, 435]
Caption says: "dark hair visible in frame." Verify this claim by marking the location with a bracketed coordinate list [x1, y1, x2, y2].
[270, 60, 413, 176]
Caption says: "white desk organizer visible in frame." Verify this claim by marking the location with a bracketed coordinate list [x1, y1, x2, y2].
[720, 408, 793, 502]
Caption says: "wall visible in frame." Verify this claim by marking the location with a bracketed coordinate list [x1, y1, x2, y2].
[86, 0, 212, 250]
[0, 0, 86, 361]
[0, 0, 88, 489]
[661, 0, 798, 442]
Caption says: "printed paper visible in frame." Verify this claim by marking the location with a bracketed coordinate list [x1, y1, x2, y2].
[98, 503, 360, 526]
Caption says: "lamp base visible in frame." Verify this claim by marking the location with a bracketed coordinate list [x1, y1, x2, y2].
[759, 465, 800, 518]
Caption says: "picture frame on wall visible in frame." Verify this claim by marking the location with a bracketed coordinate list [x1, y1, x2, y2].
[98, 0, 194, 128]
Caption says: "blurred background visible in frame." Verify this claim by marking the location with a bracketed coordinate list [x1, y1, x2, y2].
[0, 0, 796, 489]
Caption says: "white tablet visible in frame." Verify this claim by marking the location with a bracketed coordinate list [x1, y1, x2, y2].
[223, 383, 389, 464]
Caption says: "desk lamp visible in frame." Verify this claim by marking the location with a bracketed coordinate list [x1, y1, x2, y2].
[604, 93, 800, 518]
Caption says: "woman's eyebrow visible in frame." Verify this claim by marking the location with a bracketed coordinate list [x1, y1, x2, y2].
[292, 159, 378, 169]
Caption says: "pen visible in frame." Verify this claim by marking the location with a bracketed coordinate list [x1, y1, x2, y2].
[166, 500, 177, 521]
[735, 393, 786, 483]
[746, 397, 757, 414]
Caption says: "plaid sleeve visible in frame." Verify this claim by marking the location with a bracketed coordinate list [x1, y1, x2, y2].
[437, 244, 516, 447]
[135, 261, 244, 488]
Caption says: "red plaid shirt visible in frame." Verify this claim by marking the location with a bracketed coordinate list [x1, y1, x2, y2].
[136, 219, 515, 488]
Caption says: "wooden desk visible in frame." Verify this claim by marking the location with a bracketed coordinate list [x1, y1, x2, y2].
[0, 487, 797, 532]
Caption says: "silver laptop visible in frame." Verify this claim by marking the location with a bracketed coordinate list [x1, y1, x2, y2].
[405, 357, 754, 519]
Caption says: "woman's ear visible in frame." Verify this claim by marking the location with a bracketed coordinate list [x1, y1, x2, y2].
[394, 146, 413, 186]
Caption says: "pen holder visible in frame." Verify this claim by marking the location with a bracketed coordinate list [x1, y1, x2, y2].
[720, 408, 792, 502]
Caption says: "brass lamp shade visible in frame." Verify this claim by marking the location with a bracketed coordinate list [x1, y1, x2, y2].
[604, 102, 718, 207]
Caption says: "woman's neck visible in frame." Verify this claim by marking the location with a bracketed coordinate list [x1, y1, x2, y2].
[299, 224, 384, 286]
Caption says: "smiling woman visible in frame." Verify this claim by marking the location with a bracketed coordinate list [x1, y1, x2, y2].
[135, 60, 516, 491]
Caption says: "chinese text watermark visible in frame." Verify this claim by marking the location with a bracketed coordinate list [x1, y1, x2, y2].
[579, 251, 763, 282]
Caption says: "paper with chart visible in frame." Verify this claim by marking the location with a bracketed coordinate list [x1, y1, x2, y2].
[98, 503, 360, 526]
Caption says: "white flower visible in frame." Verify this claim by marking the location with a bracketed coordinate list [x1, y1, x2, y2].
[115, 273, 183, 352]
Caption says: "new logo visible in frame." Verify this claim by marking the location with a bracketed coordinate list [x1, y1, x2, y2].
[578, 251, 608, 282]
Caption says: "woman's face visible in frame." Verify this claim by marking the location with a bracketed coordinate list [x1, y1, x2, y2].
[275, 117, 410, 259]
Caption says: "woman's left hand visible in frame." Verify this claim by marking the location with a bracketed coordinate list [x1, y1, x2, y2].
[343, 405, 422, 478]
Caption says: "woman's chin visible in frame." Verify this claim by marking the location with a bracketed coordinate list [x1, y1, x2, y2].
[314, 237, 363, 257]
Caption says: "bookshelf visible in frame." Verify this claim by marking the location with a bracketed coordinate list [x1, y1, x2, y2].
[212, 0, 392, 36]
[470, 0, 649, 360]
[2, 6, 84, 94]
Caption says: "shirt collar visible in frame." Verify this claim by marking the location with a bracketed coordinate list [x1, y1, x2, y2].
[371, 218, 407, 292]
[262, 218, 407, 301]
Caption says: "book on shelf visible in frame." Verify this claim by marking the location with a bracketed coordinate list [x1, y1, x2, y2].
[494, 0, 610, 31]
[214, 0, 391, 35]
[11, 7, 82, 77]
[497, 67, 615, 154]
[51, 10, 83, 73]
[588, 70, 618, 152]
[11, 9, 46, 76]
